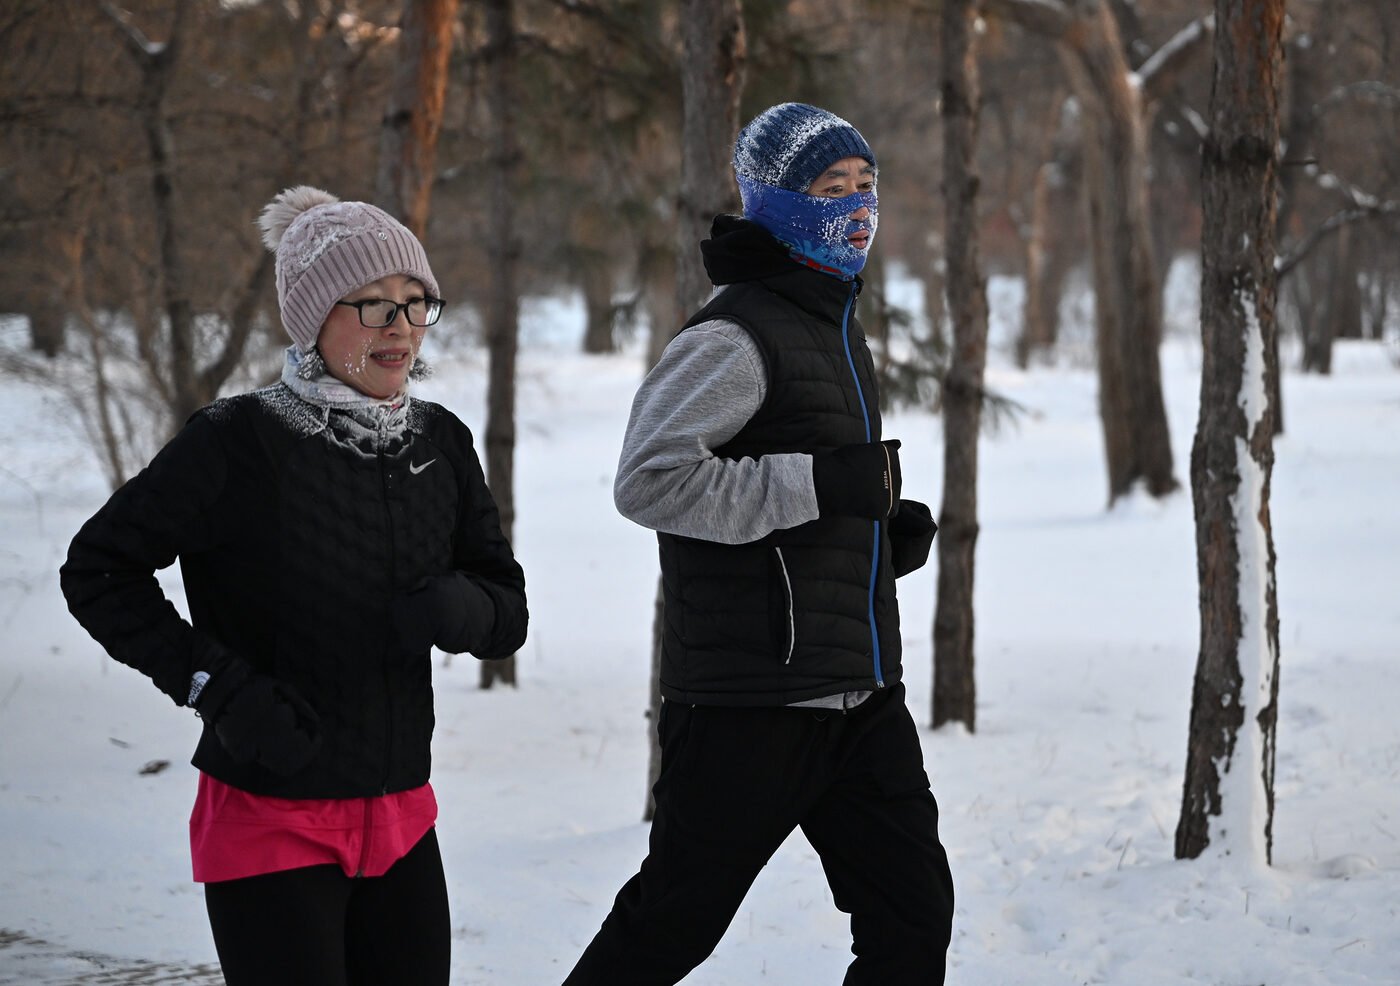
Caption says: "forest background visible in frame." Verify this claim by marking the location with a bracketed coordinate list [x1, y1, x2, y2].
[5, 0, 1397, 483]
[1, 0, 1398, 980]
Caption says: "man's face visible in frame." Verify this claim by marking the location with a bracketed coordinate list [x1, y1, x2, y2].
[805, 156, 877, 253]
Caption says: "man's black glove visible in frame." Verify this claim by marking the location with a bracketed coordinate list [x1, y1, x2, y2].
[393, 572, 496, 656]
[812, 440, 902, 520]
[888, 498, 938, 577]
[192, 658, 321, 777]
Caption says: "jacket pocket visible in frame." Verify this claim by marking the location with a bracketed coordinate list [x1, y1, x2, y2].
[771, 547, 796, 663]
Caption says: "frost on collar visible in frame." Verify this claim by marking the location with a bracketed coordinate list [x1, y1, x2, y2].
[278, 345, 413, 444]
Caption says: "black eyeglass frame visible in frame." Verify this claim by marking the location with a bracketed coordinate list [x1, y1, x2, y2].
[334, 296, 445, 328]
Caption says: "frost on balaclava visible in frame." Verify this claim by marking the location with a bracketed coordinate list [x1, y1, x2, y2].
[733, 103, 878, 280]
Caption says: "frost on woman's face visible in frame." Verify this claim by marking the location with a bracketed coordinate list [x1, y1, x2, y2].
[316, 274, 428, 401]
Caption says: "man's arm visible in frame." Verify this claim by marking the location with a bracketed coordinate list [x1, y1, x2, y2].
[614, 319, 819, 544]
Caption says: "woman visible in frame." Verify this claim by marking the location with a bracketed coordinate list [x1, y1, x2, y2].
[60, 186, 527, 985]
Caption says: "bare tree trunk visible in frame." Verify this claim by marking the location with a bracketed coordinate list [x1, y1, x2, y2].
[95, 2, 303, 449]
[987, 0, 1200, 504]
[1177, 0, 1284, 866]
[1019, 96, 1080, 368]
[580, 263, 617, 354]
[921, 249, 947, 362]
[23, 305, 64, 358]
[102, 1, 200, 427]
[932, 0, 988, 733]
[1297, 230, 1360, 376]
[1057, 6, 1177, 502]
[1271, 10, 1332, 423]
[377, 0, 460, 237]
[644, 0, 745, 367]
[480, 0, 520, 690]
[1328, 225, 1363, 340]
[644, 0, 745, 820]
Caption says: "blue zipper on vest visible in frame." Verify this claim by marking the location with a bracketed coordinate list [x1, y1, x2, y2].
[838, 284, 885, 688]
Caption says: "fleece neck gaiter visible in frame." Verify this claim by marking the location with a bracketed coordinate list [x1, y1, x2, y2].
[737, 174, 877, 280]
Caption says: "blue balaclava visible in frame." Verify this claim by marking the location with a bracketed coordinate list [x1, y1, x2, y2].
[733, 102, 878, 279]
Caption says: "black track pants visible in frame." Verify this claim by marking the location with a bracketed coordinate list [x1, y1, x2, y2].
[203, 827, 450, 986]
[563, 683, 955, 986]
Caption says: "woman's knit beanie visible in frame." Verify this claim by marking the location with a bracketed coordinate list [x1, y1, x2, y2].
[732, 103, 876, 194]
[258, 186, 440, 353]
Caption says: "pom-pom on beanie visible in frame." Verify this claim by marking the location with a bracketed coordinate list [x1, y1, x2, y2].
[733, 103, 876, 194]
[258, 186, 440, 353]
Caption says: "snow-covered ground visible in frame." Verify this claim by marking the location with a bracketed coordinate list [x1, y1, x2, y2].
[1, 273, 1397, 985]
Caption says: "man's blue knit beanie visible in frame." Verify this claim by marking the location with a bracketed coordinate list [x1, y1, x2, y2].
[732, 103, 876, 194]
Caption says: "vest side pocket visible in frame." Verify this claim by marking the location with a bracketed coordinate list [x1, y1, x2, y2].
[771, 547, 796, 664]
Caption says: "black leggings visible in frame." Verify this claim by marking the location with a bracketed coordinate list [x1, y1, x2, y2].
[204, 827, 450, 986]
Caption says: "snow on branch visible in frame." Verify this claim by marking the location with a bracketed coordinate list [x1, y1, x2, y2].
[98, 2, 169, 61]
[1138, 15, 1214, 103]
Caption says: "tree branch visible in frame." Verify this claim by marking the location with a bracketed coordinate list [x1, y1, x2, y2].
[1314, 80, 1400, 113]
[97, 1, 171, 62]
[981, 0, 1071, 39]
[1138, 14, 1213, 103]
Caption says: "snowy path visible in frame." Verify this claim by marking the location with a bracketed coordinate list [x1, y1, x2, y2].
[0, 929, 223, 985]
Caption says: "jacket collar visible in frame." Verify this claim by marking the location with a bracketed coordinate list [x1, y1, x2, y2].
[700, 215, 862, 327]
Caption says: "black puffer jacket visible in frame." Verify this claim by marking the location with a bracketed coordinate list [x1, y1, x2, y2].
[656, 216, 900, 706]
[60, 384, 527, 798]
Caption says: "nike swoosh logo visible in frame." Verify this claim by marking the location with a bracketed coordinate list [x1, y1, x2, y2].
[409, 459, 437, 475]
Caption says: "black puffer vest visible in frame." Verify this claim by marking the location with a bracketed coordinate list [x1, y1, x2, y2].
[657, 216, 901, 706]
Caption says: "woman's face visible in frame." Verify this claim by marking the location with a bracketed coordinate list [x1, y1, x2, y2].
[316, 274, 428, 400]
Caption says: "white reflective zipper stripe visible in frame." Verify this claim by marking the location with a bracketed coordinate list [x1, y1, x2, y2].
[775, 547, 796, 663]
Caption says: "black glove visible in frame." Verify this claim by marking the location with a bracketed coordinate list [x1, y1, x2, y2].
[888, 498, 938, 577]
[193, 659, 321, 777]
[812, 440, 902, 520]
[393, 572, 496, 656]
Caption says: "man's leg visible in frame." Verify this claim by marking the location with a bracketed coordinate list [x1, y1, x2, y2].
[204, 864, 353, 986]
[345, 827, 452, 986]
[800, 684, 955, 986]
[563, 702, 818, 986]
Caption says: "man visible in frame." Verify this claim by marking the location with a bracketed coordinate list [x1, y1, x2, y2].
[564, 103, 954, 985]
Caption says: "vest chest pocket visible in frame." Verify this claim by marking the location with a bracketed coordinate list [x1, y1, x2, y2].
[771, 547, 796, 663]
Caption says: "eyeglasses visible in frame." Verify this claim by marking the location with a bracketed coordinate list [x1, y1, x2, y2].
[335, 296, 444, 328]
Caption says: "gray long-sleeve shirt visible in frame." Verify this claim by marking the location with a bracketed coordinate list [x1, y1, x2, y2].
[613, 318, 821, 544]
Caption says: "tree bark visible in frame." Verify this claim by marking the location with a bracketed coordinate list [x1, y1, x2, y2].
[580, 262, 617, 354]
[377, 0, 459, 238]
[480, 0, 521, 689]
[1057, 5, 1177, 502]
[1176, 0, 1284, 866]
[645, 0, 745, 367]
[644, 0, 745, 820]
[1328, 225, 1363, 340]
[932, 0, 988, 732]
[24, 304, 64, 358]
[1019, 95, 1080, 368]
[94, 2, 299, 456]
[987, 0, 1187, 503]
[102, 1, 200, 427]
